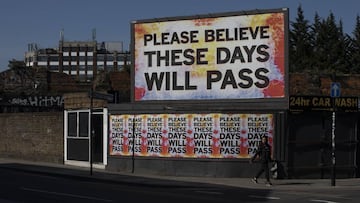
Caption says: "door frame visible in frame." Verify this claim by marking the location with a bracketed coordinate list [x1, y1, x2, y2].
[64, 108, 108, 168]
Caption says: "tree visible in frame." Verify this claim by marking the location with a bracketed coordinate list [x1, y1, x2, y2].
[348, 15, 360, 73]
[310, 13, 322, 73]
[289, 5, 313, 73]
[335, 20, 351, 74]
[311, 12, 347, 74]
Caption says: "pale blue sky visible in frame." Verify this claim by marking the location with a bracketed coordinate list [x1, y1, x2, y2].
[0, 0, 359, 71]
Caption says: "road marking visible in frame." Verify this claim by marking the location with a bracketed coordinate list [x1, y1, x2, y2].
[249, 195, 280, 200]
[310, 200, 338, 203]
[21, 187, 113, 202]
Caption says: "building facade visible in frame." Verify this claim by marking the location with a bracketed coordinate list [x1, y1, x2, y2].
[25, 37, 130, 82]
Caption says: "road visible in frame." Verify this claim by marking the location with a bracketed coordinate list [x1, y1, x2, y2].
[0, 167, 359, 203]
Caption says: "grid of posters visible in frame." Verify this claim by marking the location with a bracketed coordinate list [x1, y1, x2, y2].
[109, 113, 273, 158]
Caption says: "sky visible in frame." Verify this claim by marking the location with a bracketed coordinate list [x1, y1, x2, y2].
[0, 0, 359, 71]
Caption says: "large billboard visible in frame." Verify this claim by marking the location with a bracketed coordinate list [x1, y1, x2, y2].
[109, 113, 274, 158]
[132, 8, 288, 101]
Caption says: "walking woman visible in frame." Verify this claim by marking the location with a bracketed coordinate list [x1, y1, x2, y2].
[250, 136, 272, 186]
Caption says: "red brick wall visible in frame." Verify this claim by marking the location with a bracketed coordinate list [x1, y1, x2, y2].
[109, 71, 130, 91]
[290, 73, 360, 96]
[63, 92, 107, 109]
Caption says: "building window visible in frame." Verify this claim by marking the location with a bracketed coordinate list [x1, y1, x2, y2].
[49, 56, 59, 61]
[67, 111, 89, 138]
[117, 55, 125, 61]
[68, 112, 77, 137]
[62, 65, 69, 71]
[71, 56, 78, 61]
[62, 56, 70, 61]
[107, 55, 114, 61]
[97, 54, 105, 61]
[79, 112, 89, 137]
[37, 56, 48, 62]
[63, 47, 70, 52]
[79, 47, 87, 52]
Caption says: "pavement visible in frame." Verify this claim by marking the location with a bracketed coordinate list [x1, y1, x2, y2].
[1, 158, 359, 191]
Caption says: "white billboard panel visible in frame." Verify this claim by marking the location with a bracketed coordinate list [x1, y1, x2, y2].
[132, 9, 288, 101]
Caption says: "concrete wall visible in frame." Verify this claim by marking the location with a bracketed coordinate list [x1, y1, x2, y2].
[0, 112, 63, 163]
[107, 157, 258, 178]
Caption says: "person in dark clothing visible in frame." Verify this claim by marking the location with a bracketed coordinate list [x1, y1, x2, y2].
[250, 136, 272, 186]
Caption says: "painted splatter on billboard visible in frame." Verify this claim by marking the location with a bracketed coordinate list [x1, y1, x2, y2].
[132, 9, 288, 101]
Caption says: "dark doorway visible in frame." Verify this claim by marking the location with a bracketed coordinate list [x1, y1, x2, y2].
[92, 113, 103, 163]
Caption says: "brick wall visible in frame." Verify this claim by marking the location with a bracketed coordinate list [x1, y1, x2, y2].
[63, 92, 107, 109]
[0, 112, 63, 163]
[109, 71, 130, 90]
[290, 73, 360, 96]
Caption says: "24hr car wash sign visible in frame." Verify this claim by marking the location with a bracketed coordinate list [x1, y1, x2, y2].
[132, 9, 288, 101]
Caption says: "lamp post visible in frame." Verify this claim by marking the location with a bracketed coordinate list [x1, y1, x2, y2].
[330, 73, 339, 186]
[331, 108, 336, 186]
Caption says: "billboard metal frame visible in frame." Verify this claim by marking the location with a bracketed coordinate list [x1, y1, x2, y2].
[130, 8, 289, 110]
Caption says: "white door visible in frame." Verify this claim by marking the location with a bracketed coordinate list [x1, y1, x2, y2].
[64, 108, 108, 168]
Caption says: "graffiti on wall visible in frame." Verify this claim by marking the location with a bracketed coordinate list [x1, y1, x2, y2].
[4, 96, 64, 107]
